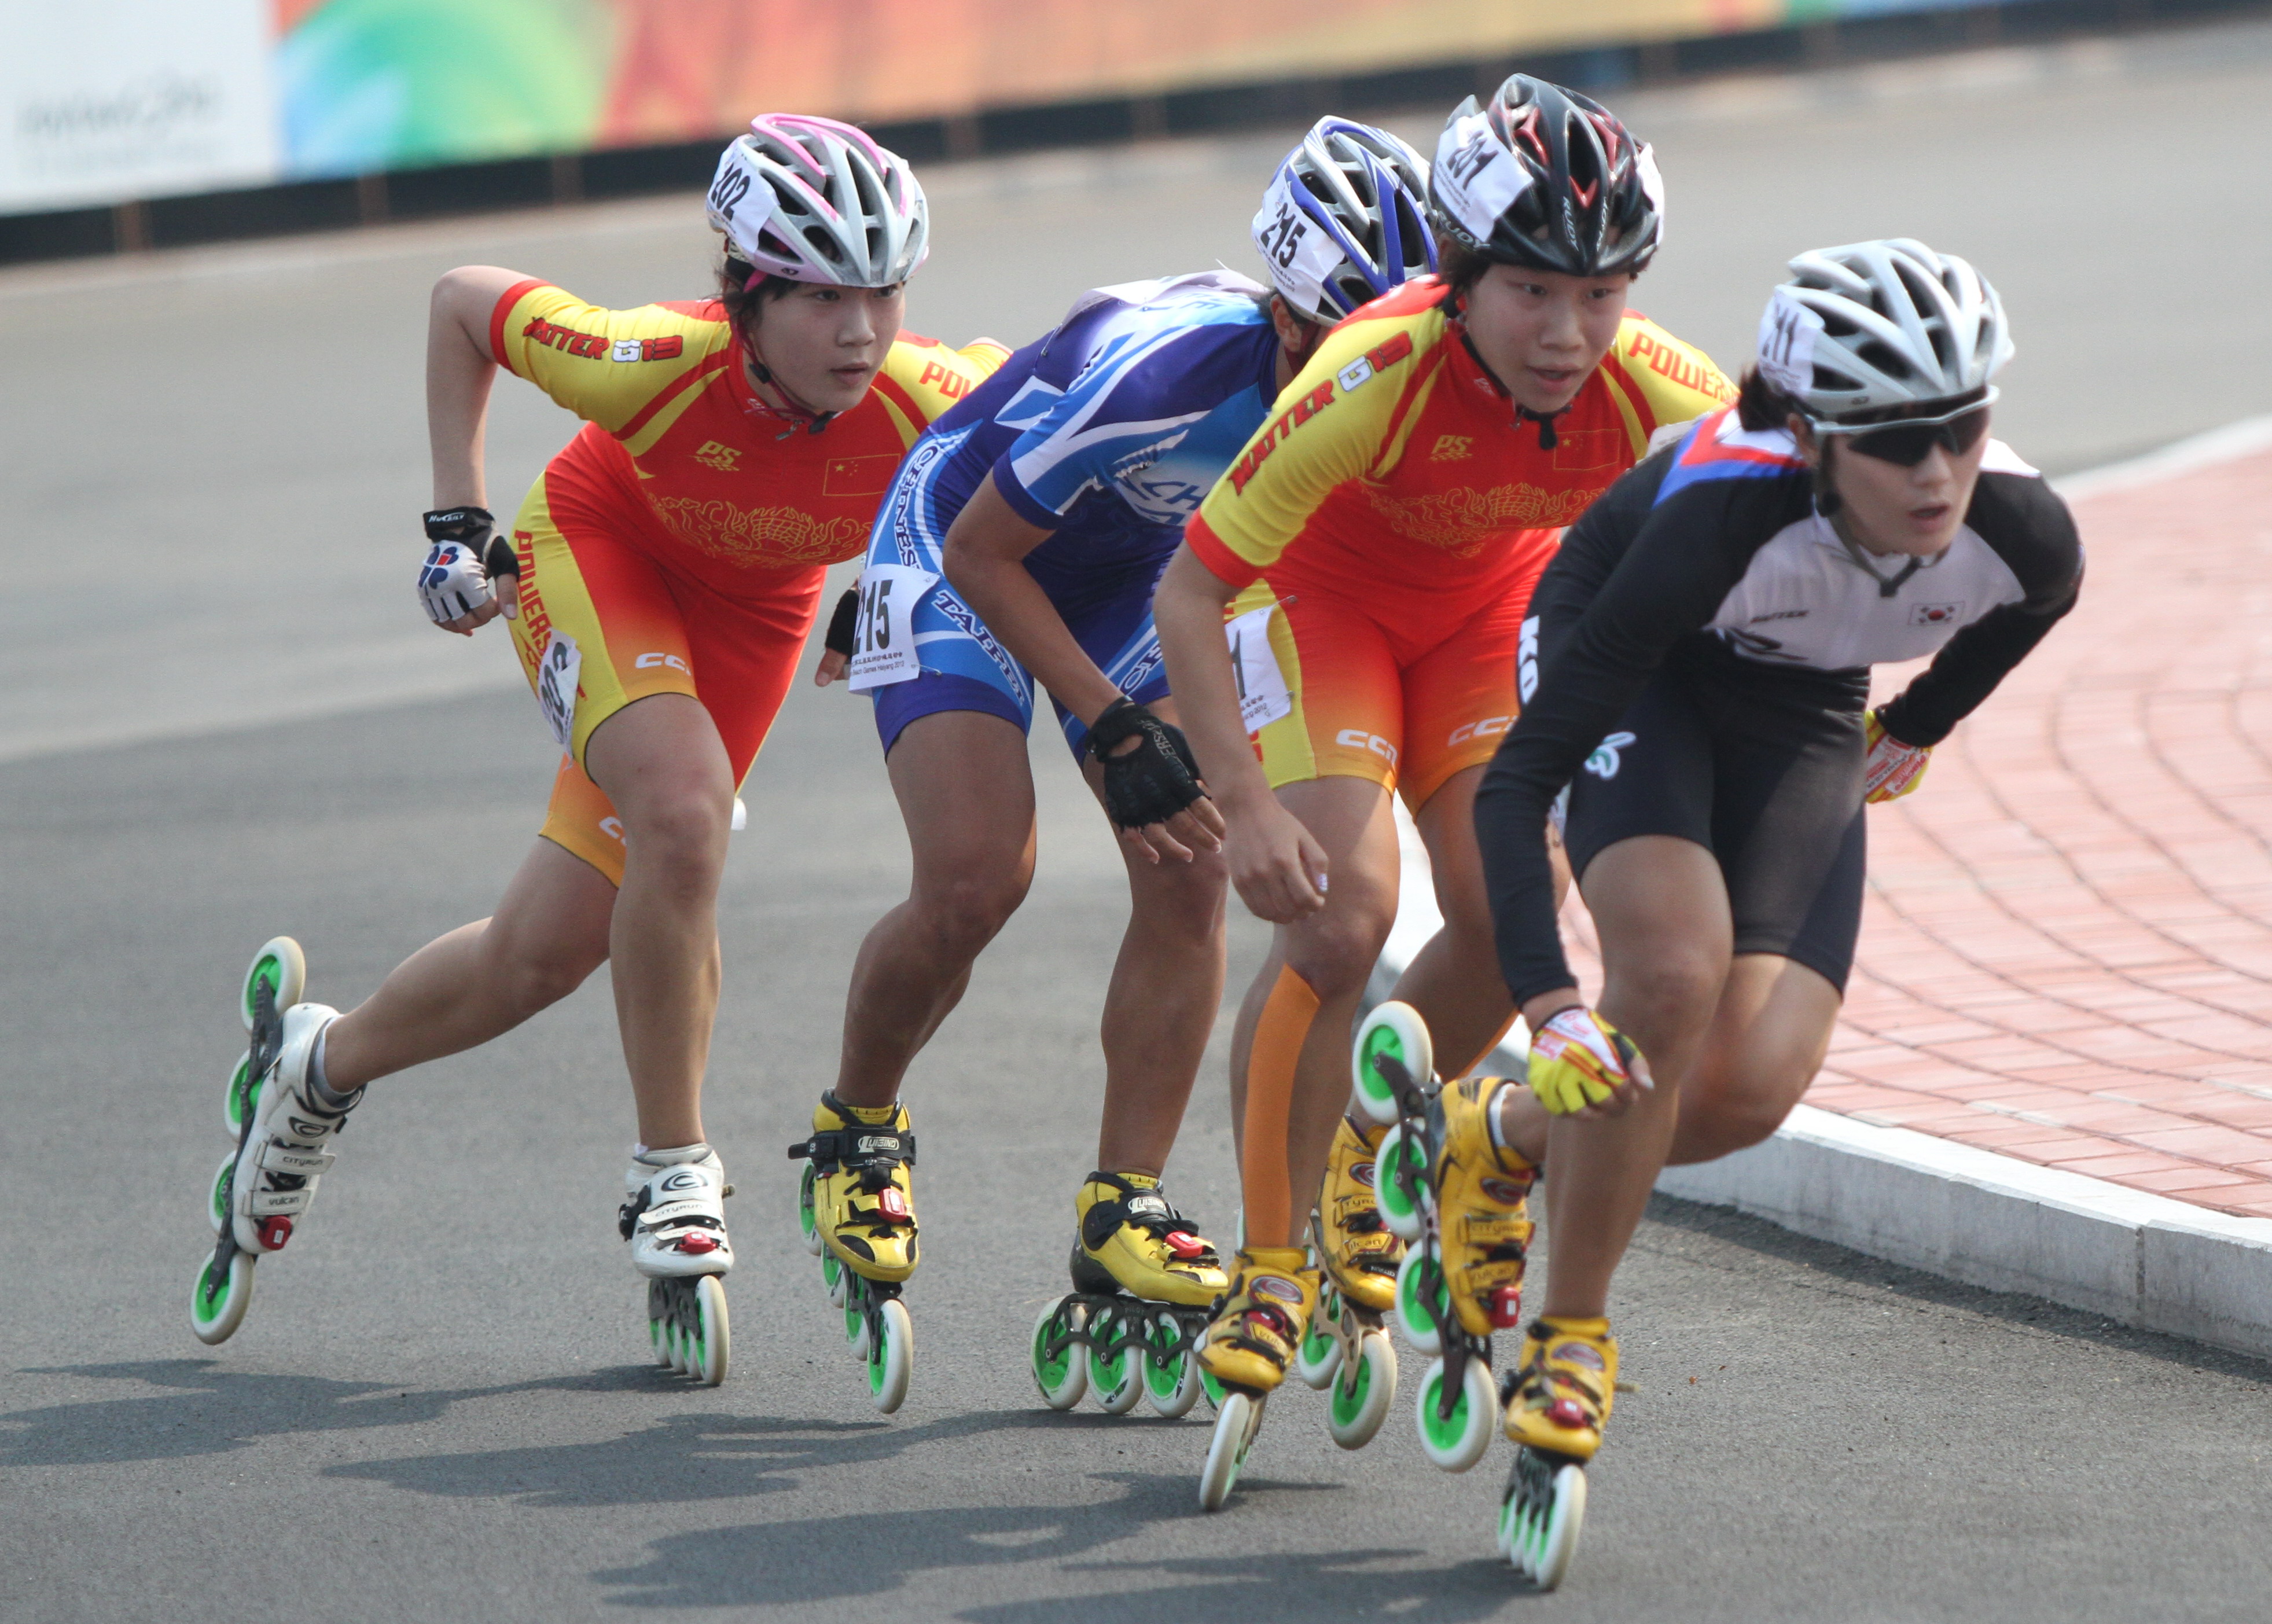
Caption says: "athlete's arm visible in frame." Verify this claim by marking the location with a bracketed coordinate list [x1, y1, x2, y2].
[1153, 545, 1327, 920]
[943, 473, 1225, 864]
[1874, 471, 2083, 747]
[423, 264, 527, 634]
[1476, 472, 1766, 1011]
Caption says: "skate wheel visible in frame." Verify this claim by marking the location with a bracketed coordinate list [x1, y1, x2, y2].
[796, 1163, 823, 1258]
[1503, 1450, 1588, 1589]
[821, 1250, 847, 1309]
[1415, 1353, 1498, 1474]
[1198, 1390, 1263, 1512]
[1292, 1291, 1343, 1390]
[866, 1296, 913, 1415]
[1328, 1329, 1398, 1450]
[1376, 1123, 1433, 1244]
[1394, 1245, 1448, 1355]
[1086, 1305, 1142, 1416]
[1142, 1311, 1203, 1419]
[222, 1050, 258, 1140]
[240, 937, 306, 1033]
[188, 1246, 256, 1345]
[691, 1275, 729, 1387]
[207, 1152, 237, 1236]
[1352, 1000, 1431, 1126]
[1030, 1299, 1088, 1411]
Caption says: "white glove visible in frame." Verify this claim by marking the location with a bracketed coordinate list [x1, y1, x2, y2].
[416, 506, 506, 628]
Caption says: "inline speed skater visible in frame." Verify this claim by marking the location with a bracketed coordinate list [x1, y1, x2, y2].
[800, 117, 1435, 1420]
[1152, 76, 1731, 1511]
[1463, 238, 2081, 1583]
[190, 117, 999, 1386]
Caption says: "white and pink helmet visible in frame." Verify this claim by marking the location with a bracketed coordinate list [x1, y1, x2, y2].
[705, 114, 929, 289]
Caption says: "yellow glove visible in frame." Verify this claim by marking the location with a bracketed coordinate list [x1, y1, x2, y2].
[1527, 1007, 1645, 1115]
[1863, 709, 1932, 804]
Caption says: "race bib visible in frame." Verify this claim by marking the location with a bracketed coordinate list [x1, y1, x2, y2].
[1635, 143, 1667, 247]
[1432, 111, 1532, 243]
[1757, 286, 1824, 398]
[536, 630, 582, 752]
[846, 564, 938, 692]
[1252, 171, 1352, 318]
[1226, 604, 1292, 733]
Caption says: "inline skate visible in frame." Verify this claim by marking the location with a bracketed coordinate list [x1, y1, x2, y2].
[789, 1092, 917, 1413]
[1497, 1316, 1616, 1589]
[620, 1144, 734, 1386]
[1030, 1171, 1226, 1419]
[1288, 1114, 1400, 1450]
[1193, 1245, 1315, 1511]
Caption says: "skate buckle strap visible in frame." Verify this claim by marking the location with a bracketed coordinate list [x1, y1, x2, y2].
[786, 1127, 916, 1173]
[1163, 1230, 1207, 1261]
[1461, 1212, 1532, 1250]
[258, 1142, 338, 1175]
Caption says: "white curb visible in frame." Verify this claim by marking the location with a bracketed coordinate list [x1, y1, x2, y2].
[1365, 415, 2272, 1359]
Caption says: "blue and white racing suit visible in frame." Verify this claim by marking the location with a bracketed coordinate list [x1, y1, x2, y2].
[857, 271, 1282, 757]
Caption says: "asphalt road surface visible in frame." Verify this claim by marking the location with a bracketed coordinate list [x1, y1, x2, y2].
[6, 19, 2272, 1623]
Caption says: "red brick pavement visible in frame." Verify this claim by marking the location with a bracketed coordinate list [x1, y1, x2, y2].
[1558, 444, 2272, 1218]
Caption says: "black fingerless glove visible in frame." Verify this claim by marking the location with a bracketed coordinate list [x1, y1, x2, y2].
[1088, 697, 1208, 831]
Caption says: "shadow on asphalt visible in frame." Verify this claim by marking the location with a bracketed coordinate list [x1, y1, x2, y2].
[1643, 1193, 2272, 1383]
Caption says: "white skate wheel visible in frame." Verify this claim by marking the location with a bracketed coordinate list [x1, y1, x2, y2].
[1505, 1453, 1589, 1588]
[1031, 1299, 1088, 1410]
[866, 1297, 913, 1415]
[1292, 1291, 1343, 1390]
[188, 1247, 256, 1345]
[240, 937, 306, 1032]
[821, 1251, 847, 1309]
[1087, 1306, 1142, 1416]
[1142, 1311, 1203, 1419]
[1394, 1247, 1445, 1355]
[1351, 1001, 1431, 1126]
[1328, 1329, 1398, 1450]
[796, 1164, 823, 1258]
[1374, 1123, 1429, 1243]
[1414, 1353, 1498, 1474]
[1198, 1390, 1261, 1512]
[692, 1276, 729, 1387]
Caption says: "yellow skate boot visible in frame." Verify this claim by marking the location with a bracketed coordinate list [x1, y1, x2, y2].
[1504, 1316, 1618, 1461]
[1196, 1246, 1315, 1394]
[1428, 1075, 1537, 1338]
[1070, 1172, 1227, 1306]
[1317, 1114, 1403, 1313]
[793, 1092, 919, 1283]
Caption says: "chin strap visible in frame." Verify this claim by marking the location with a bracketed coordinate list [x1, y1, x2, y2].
[1451, 303, 1570, 451]
[741, 339, 839, 439]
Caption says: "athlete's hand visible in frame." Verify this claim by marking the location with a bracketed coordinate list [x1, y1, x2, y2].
[1527, 1005, 1650, 1116]
[416, 507, 514, 635]
[1088, 699, 1224, 864]
[813, 587, 858, 687]
[1222, 793, 1328, 921]
[1863, 709, 1932, 804]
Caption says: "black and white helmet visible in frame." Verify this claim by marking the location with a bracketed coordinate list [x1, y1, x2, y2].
[705, 113, 928, 289]
[1429, 75, 1663, 279]
[1251, 117, 1436, 322]
[1756, 238, 2012, 422]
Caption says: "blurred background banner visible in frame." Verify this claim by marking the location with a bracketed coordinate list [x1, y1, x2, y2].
[5, 0, 2046, 215]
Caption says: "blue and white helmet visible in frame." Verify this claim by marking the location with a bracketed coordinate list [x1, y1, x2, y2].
[1252, 117, 1436, 324]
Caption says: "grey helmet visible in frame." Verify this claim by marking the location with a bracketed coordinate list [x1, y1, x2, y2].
[1756, 238, 2012, 422]
[705, 113, 928, 289]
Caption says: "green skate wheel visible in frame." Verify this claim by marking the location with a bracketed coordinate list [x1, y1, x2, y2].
[845, 1282, 869, 1354]
[208, 1153, 236, 1236]
[222, 1050, 258, 1139]
[1142, 1311, 1203, 1419]
[240, 937, 306, 1033]
[1503, 1449, 1588, 1588]
[1374, 1122, 1431, 1244]
[1394, 1246, 1449, 1355]
[692, 1276, 729, 1387]
[1086, 1305, 1142, 1416]
[188, 1246, 256, 1345]
[820, 1250, 847, 1309]
[867, 1296, 912, 1415]
[796, 1163, 822, 1258]
[1292, 1288, 1344, 1390]
[1414, 1353, 1497, 1474]
[1328, 1329, 1398, 1451]
[1351, 1000, 1431, 1126]
[1030, 1298, 1088, 1410]
[1198, 1390, 1264, 1512]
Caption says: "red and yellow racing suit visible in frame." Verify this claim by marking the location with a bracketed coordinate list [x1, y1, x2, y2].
[1185, 278, 1733, 809]
[488, 280, 1001, 881]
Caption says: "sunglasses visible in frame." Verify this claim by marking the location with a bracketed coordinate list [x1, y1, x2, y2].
[1818, 402, 1992, 467]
